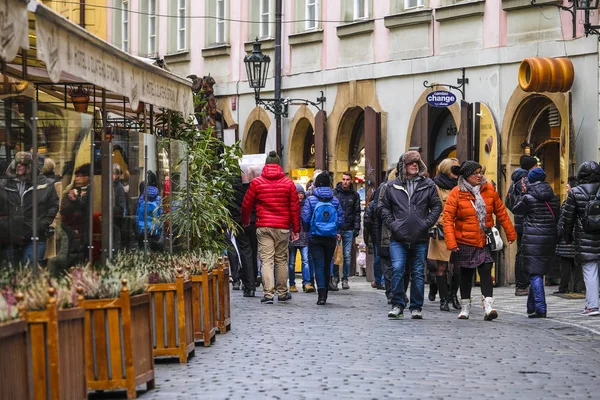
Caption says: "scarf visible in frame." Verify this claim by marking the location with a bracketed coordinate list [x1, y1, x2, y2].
[459, 176, 487, 231]
[433, 173, 457, 190]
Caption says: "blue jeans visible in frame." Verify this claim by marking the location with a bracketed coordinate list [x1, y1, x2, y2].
[389, 240, 428, 310]
[333, 230, 354, 280]
[372, 245, 382, 285]
[289, 246, 310, 286]
[6, 241, 47, 266]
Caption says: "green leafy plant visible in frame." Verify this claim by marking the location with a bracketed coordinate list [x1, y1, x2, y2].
[154, 92, 242, 254]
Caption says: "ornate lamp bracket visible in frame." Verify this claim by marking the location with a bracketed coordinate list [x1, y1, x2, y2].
[423, 68, 469, 101]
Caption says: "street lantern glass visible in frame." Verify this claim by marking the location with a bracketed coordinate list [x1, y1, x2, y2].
[577, 0, 599, 9]
[244, 39, 271, 90]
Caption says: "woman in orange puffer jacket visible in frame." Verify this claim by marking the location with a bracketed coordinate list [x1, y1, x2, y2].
[443, 161, 517, 321]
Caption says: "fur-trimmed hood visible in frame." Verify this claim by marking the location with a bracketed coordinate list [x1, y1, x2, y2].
[396, 151, 428, 181]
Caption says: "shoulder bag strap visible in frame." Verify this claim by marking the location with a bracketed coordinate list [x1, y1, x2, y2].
[545, 201, 556, 221]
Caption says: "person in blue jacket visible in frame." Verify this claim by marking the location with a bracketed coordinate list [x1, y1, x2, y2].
[301, 172, 344, 305]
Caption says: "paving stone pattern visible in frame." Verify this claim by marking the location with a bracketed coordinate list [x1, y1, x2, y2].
[124, 279, 600, 399]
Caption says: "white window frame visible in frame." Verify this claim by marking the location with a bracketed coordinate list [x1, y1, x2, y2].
[259, 0, 271, 38]
[122, 0, 129, 52]
[353, 0, 368, 20]
[177, 0, 187, 51]
[305, 0, 318, 30]
[216, 0, 226, 43]
[148, 0, 157, 55]
[404, 0, 425, 10]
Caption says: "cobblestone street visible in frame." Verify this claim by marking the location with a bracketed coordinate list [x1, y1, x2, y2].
[128, 278, 600, 399]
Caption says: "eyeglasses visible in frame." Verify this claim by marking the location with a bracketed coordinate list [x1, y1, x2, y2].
[405, 161, 419, 166]
[471, 171, 483, 177]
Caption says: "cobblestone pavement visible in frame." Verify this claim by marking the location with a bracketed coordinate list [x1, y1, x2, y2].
[115, 278, 600, 399]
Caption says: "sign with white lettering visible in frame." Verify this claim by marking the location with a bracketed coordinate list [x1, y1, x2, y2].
[426, 91, 457, 108]
[0, 0, 29, 62]
[36, 13, 193, 115]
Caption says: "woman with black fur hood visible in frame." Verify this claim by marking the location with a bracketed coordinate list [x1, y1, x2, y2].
[512, 168, 559, 318]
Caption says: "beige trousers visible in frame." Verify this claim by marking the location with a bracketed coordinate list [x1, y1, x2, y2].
[257, 227, 290, 298]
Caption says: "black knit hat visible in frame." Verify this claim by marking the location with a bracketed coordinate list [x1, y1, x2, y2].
[265, 150, 281, 165]
[520, 155, 537, 171]
[451, 160, 482, 179]
[314, 172, 331, 188]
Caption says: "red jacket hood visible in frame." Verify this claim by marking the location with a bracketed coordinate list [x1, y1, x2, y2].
[261, 164, 285, 180]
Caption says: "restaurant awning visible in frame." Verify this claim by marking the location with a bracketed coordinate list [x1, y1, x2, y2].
[2, 0, 194, 116]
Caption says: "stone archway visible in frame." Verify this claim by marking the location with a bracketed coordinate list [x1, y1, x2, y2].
[286, 105, 315, 172]
[327, 80, 387, 180]
[242, 106, 271, 154]
[500, 87, 571, 201]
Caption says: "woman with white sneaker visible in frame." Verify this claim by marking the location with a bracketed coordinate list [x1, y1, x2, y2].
[442, 161, 517, 320]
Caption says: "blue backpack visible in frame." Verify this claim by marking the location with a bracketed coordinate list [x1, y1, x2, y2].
[310, 200, 338, 237]
[137, 199, 162, 236]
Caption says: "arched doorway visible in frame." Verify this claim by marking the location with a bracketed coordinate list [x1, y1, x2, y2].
[244, 120, 268, 154]
[501, 89, 572, 201]
[335, 106, 364, 183]
[287, 107, 316, 171]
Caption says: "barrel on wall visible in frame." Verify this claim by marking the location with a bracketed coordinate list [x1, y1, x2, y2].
[518, 57, 574, 93]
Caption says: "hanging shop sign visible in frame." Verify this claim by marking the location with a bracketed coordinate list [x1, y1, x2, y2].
[34, 3, 193, 115]
[477, 103, 498, 186]
[426, 91, 457, 108]
[0, 0, 29, 63]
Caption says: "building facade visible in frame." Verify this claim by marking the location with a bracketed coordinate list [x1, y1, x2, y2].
[106, 0, 600, 285]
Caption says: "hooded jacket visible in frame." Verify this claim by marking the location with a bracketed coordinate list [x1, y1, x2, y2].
[136, 186, 162, 235]
[379, 159, 442, 245]
[334, 182, 361, 232]
[301, 186, 344, 237]
[506, 168, 529, 234]
[241, 163, 300, 232]
[443, 179, 517, 249]
[562, 161, 600, 262]
[512, 181, 560, 275]
[0, 165, 59, 245]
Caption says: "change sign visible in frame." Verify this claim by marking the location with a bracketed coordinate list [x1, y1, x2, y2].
[426, 91, 457, 108]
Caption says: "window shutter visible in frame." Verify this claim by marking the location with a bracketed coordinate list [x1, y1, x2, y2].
[112, 0, 122, 48]
[139, 0, 148, 55]
[167, 0, 177, 53]
[206, 0, 217, 46]
[341, 0, 354, 22]
[294, 0, 304, 34]
[248, 0, 260, 40]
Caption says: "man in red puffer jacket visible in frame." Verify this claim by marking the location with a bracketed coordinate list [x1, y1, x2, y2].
[241, 151, 301, 304]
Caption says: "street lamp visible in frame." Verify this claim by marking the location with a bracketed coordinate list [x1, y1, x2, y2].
[575, 0, 600, 37]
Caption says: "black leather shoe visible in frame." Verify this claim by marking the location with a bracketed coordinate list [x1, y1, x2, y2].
[450, 293, 461, 309]
[440, 299, 450, 312]
[243, 290, 255, 298]
[260, 296, 273, 304]
[278, 292, 292, 302]
[232, 281, 241, 290]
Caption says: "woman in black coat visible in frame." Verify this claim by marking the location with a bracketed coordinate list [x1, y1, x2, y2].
[513, 168, 559, 318]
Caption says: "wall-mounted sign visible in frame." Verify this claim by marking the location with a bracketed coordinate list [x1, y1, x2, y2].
[426, 91, 457, 108]
[478, 103, 498, 186]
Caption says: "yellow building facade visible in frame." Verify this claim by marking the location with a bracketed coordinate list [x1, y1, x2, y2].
[42, 0, 108, 40]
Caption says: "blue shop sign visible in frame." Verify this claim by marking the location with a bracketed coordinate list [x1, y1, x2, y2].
[426, 91, 457, 108]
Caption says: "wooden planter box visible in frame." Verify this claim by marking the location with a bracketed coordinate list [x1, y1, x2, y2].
[147, 272, 195, 363]
[215, 258, 231, 334]
[84, 282, 154, 399]
[26, 290, 86, 400]
[0, 319, 29, 400]
[190, 264, 217, 347]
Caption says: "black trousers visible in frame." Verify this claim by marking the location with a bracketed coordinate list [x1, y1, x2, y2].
[380, 253, 393, 300]
[558, 256, 584, 293]
[236, 225, 257, 289]
[460, 263, 494, 299]
[515, 235, 529, 289]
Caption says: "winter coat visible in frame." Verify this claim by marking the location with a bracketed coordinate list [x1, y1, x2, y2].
[301, 186, 344, 237]
[60, 184, 91, 260]
[241, 164, 301, 232]
[562, 162, 600, 263]
[376, 182, 392, 253]
[363, 200, 377, 248]
[555, 200, 575, 258]
[379, 176, 442, 245]
[443, 181, 517, 250]
[0, 174, 59, 245]
[334, 182, 361, 232]
[291, 197, 308, 247]
[505, 168, 529, 235]
[512, 181, 560, 275]
[136, 186, 162, 236]
[427, 185, 453, 262]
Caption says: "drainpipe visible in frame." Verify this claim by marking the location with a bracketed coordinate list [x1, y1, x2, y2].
[80, 0, 86, 29]
[275, 0, 282, 156]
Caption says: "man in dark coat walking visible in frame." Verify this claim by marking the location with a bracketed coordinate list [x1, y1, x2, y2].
[333, 172, 361, 290]
[512, 168, 559, 317]
[562, 161, 600, 316]
[380, 151, 442, 319]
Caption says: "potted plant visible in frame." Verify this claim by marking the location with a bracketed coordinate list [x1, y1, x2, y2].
[0, 289, 29, 400]
[68, 85, 91, 113]
[70, 263, 154, 399]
